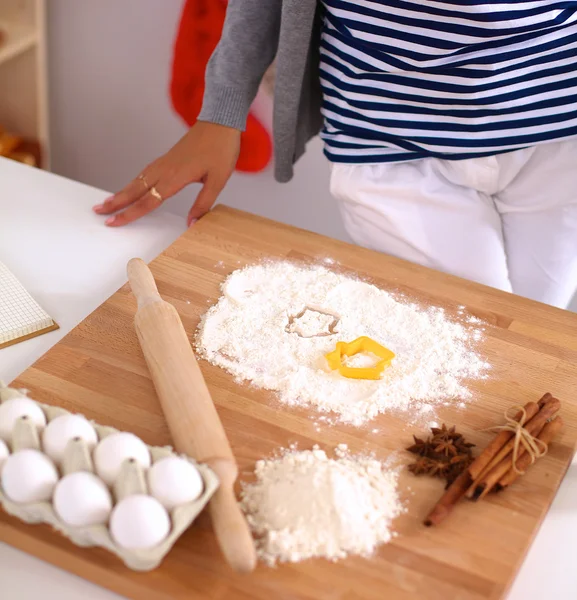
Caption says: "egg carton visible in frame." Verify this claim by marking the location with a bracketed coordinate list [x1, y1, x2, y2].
[0, 384, 219, 571]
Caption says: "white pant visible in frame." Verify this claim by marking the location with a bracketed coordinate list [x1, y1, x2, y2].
[331, 140, 577, 309]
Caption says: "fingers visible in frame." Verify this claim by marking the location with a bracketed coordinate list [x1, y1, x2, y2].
[187, 178, 225, 226]
[93, 174, 153, 215]
[104, 188, 164, 227]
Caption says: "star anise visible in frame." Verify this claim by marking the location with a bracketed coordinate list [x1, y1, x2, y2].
[406, 422, 476, 486]
[431, 424, 460, 442]
[449, 454, 470, 466]
[406, 435, 433, 456]
[454, 439, 475, 453]
[434, 439, 458, 457]
[408, 457, 436, 475]
[428, 460, 451, 478]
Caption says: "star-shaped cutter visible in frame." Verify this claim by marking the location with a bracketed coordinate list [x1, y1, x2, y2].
[285, 305, 340, 338]
[325, 336, 395, 380]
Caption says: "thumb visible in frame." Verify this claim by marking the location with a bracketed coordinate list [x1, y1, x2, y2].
[187, 178, 224, 226]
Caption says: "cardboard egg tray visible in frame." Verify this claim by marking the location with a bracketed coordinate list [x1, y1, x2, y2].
[0, 384, 220, 571]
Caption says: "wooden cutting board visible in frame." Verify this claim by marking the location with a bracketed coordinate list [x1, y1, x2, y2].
[5, 205, 577, 600]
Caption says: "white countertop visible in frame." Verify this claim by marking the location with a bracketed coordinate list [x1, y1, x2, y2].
[1, 158, 576, 599]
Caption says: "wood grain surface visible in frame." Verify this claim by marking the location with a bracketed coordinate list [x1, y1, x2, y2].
[5, 205, 577, 600]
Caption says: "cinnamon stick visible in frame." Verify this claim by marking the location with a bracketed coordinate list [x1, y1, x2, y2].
[423, 394, 560, 527]
[472, 421, 547, 500]
[538, 392, 553, 408]
[424, 469, 473, 527]
[496, 417, 564, 490]
[469, 397, 560, 500]
[468, 401, 540, 482]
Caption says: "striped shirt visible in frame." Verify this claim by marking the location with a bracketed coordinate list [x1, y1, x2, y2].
[319, 0, 577, 163]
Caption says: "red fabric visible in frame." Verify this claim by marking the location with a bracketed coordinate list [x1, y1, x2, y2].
[170, 0, 272, 173]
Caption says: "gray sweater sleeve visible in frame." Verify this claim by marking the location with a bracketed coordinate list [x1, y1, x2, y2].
[198, 0, 282, 131]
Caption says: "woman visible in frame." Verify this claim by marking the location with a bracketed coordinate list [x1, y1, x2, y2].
[94, 0, 577, 308]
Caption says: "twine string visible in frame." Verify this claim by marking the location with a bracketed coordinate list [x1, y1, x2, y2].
[486, 405, 548, 474]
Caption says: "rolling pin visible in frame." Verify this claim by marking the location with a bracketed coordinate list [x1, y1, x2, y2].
[127, 258, 256, 573]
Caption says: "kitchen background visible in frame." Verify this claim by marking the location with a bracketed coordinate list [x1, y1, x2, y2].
[3, 0, 575, 310]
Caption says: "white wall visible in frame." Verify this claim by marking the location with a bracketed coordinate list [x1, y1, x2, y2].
[46, 0, 349, 242]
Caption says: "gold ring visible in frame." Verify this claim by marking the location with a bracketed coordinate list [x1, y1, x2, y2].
[149, 186, 163, 203]
[138, 174, 150, 189]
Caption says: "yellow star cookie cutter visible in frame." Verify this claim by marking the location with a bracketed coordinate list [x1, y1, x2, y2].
[325, 336, 395, 380]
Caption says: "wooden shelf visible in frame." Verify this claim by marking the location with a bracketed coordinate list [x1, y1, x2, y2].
[0, 20, 37, 67]
[0, 0, 49, 168]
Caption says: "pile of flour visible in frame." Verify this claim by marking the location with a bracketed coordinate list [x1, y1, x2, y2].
[240, 445, 403, 565]
[197, 262, 488, 426]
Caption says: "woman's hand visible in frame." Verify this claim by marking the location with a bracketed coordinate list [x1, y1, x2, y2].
[93, 122, 241, 227]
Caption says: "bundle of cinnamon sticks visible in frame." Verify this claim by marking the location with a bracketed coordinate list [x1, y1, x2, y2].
[425, 393, 563, 527]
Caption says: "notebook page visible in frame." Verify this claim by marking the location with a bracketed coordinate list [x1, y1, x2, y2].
[0, 261, 54, 345]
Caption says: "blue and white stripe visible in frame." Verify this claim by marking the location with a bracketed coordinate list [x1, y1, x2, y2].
[319, 0, 577, 163]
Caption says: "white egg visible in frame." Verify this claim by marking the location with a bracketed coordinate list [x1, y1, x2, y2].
[42, 414, 98, 464]
[148, 457, 204, 511]
[110, 494, 171, 550]
[93, 432, 151, 486]
[1, 449, 58, 503]
[53, 471, 112, 527]
[0, 397, 47, 442]
[0, 439, 9, 475]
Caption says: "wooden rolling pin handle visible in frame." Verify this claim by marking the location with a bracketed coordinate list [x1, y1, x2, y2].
[127, 257, 162, 308]
[206, 458, 257, 574]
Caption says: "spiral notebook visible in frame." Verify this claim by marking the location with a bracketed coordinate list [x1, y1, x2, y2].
[0, 261, 59, 349]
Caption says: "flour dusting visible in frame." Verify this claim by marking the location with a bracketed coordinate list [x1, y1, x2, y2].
[240, 445, 404, 565]
[197, 262, 489, 426]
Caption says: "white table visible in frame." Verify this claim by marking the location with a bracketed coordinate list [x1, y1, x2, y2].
[1, 158, 576, 599]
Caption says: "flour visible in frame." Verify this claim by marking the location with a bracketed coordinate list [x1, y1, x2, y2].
[240, 445, 404, 565]
[343, 351, 381, 368]
[285, 307, 338, 338]
[197, 262, 489, 426]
